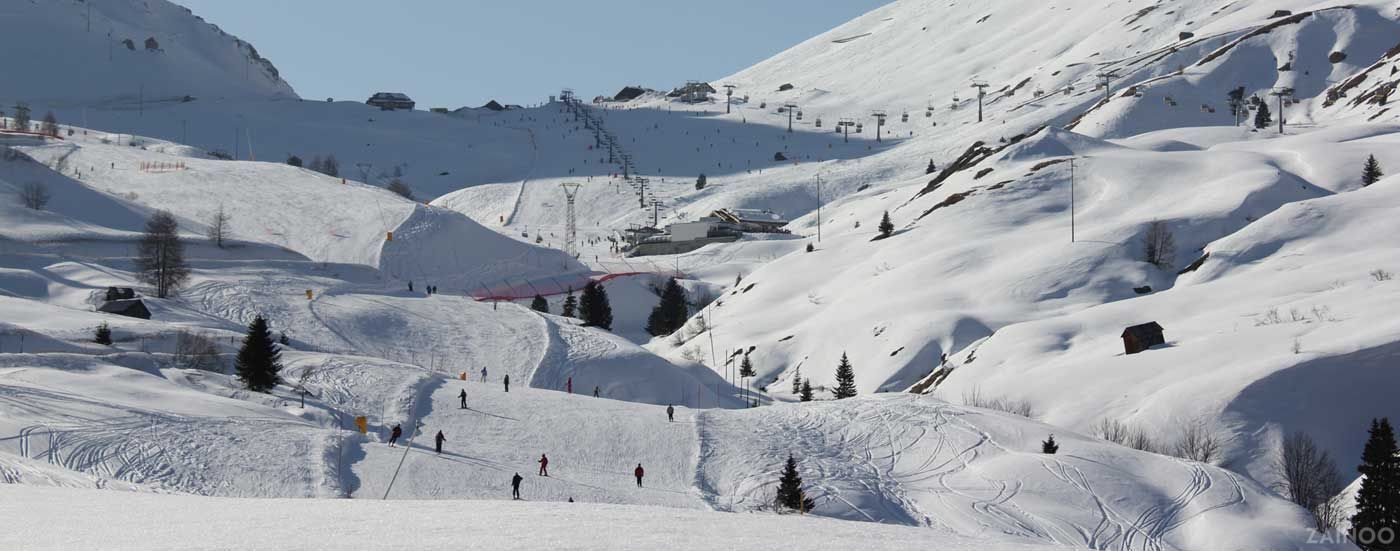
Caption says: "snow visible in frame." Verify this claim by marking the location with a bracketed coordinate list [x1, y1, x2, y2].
[0, 485, 1076, 551]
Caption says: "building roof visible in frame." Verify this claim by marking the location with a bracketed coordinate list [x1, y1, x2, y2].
[727, 208, 789, 224]
[368, 92, 413, 102]
[1121, 322, 1164, 339]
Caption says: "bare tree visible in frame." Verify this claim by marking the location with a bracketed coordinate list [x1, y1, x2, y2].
[1095, 418, 1131, 445]
[135, 210, 190, 298]
[1273, 431, 1346, 531]
[207, 204, 231, 248]
[386, 179, 414, 200]
[1142, 220, 1177, 268]
[18, 181, 51, 210]
[1126, 430, 1159, 453]
[1173, 417, 1223, 463]
[173, 330, 222, 372]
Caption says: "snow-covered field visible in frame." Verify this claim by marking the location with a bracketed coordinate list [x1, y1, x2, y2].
[3, 0, 1398, 548]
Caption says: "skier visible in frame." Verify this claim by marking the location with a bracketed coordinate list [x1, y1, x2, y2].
[538, 454, 550, 477]
[388, 424, 402, 447]
[667, 405, 674, 422]
[459, 389, 467, 409]
[566, 377, 572, 394]
[435, 430, 446, 454]
[593, 386, 600, 398]
[408, 281, 414, 293]
[504, 374, 510, 393]
[511, 472, 523, 500]
[480, 367, 488, 381]
[634, 463, 645, 487]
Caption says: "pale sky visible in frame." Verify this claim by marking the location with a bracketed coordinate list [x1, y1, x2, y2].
[175, 0, 890, 108]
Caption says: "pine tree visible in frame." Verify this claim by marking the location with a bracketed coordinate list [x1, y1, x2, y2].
[832, 353, 857, 399]
[877, 212, 894, 239]
[579, 281, 613, 330]
[739, 354, 756, 403]
[1352, 418, 1399, 549]
[695, 173, 707, 190]
[94, 322, 112, 345]
[1362, 155, 1384, 187]
[530, 294, 549, 313]
[41, 111, 59, 137]
[1254, 100, 1272, 129]
[234, 315, 283, 392]
[799, 379, 814, 402]
[286, 155, 303, 168]
[925, 159, 937, 174]
[561, 288, 578, 318]
[1042, 435, 1060, 454]
[791, 366, 802, 395]
[645, 278, 688, 336]
[775, 454, 816, 512]
[135, 210, 190, 298]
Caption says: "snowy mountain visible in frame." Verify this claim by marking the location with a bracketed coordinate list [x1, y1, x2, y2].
[2, 0, 1397, 548]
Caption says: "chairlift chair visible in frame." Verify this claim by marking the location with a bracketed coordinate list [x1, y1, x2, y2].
[815, 118, 822, 128]
[901, 111, 909, 123]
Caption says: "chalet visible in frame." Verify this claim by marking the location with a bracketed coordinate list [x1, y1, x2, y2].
[105, 287, 136, 301]
[626, 218, 740, 256]
[710, 208, 789, 234]
[99, 299, 151, 320]
[1121, 322, 1165, 355]
[366, 93, 415, 111]
[614, 86, 649, 102]
[669, 82, 716, 104]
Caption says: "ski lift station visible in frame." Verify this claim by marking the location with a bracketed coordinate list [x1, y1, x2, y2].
[625, 209, 791, 257]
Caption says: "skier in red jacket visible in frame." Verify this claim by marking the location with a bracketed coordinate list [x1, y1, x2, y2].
[538, 454, 550, 477]
[634, 463, 644, 487]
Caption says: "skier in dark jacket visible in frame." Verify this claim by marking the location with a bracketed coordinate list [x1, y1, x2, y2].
[634, 463, 645, 487]
[667, 405, 674, 422]
[504, 375, 510, 393]
[459, 389, 467, 409]
[388, 424, 402, 447]
[434, 430, 446, 454]
[481, 367, 488, 381]
[538, 454, 549, 477]
[511, 472, 523, 499]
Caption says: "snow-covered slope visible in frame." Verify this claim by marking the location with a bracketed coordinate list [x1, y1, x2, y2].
[1, 0, 295, 105]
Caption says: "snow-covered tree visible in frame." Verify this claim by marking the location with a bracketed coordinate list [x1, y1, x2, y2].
[1042, 435, 1059, 454]
[799, 379, 814, 402]
[1352, 418, 1399, 549]
[1362, 155, 1384, 187]
[580, 281, 613, 330]
[235, 315, 283, 392]
[1254, 100, 1272, 130]
[832, 353, 857, 399]
[775, 454, 816, 512]
[135, 210, 189, 298]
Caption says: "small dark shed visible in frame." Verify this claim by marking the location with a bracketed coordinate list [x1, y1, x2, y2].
[99, 299, 152, 320]
[1121, 322, 1165, 355]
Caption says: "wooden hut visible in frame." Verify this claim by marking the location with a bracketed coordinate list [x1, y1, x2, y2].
[1121, 322, 1165, 354]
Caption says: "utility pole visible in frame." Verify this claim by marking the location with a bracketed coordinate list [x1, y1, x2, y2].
[1070, 158, 1076, 243]
[1096, 70, 1120, 105]
[562, 183, 581, 257]
[724, 84, 737, 114]
[650, 199, 663, 228]
[971, 81, 990, 123]
[784, 103, 799, 133]
[871, 111, 888, 142]
[838, 118, 854, 143]
[815, 173, 823, 242]
[1269, 87, 1294, 134]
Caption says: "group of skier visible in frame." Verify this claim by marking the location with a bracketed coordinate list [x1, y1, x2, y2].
[384, 374, 679, 501]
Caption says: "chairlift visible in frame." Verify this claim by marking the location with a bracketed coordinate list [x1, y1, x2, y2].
[901, 111, 909, 123]
[925, 108, 933, 118]
[814, 118, 822, 128]
[855, 123, 864, 133]
[796, 110, 804, 120]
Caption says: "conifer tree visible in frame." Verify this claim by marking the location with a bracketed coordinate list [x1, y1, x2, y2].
[799, 379, 814, 402]
[1042, 435, 1060, 454]
[1362, 155, 1384, 187]
[1254, 100, 1272, 129]
[695, 173, 707, 190]
[739, 354, 756, 403]
[926, 159, 937, 174]
[530, 294, 549, 313]
[791, 366, 802, 395]
[41, 111, 59, 137]
[775, 454, 816, 512]
[1352, 417, 1399, 549]
[832, 353, 857, 399]
[579, 281, 613, 330]
[561, 287, 578, 318]
[877, 212, 894, 239]
[286, 155, 303, 168]
[94, 322, 112, 345]
[234, 315, 283, 392]
[645, 278, 688, 336]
